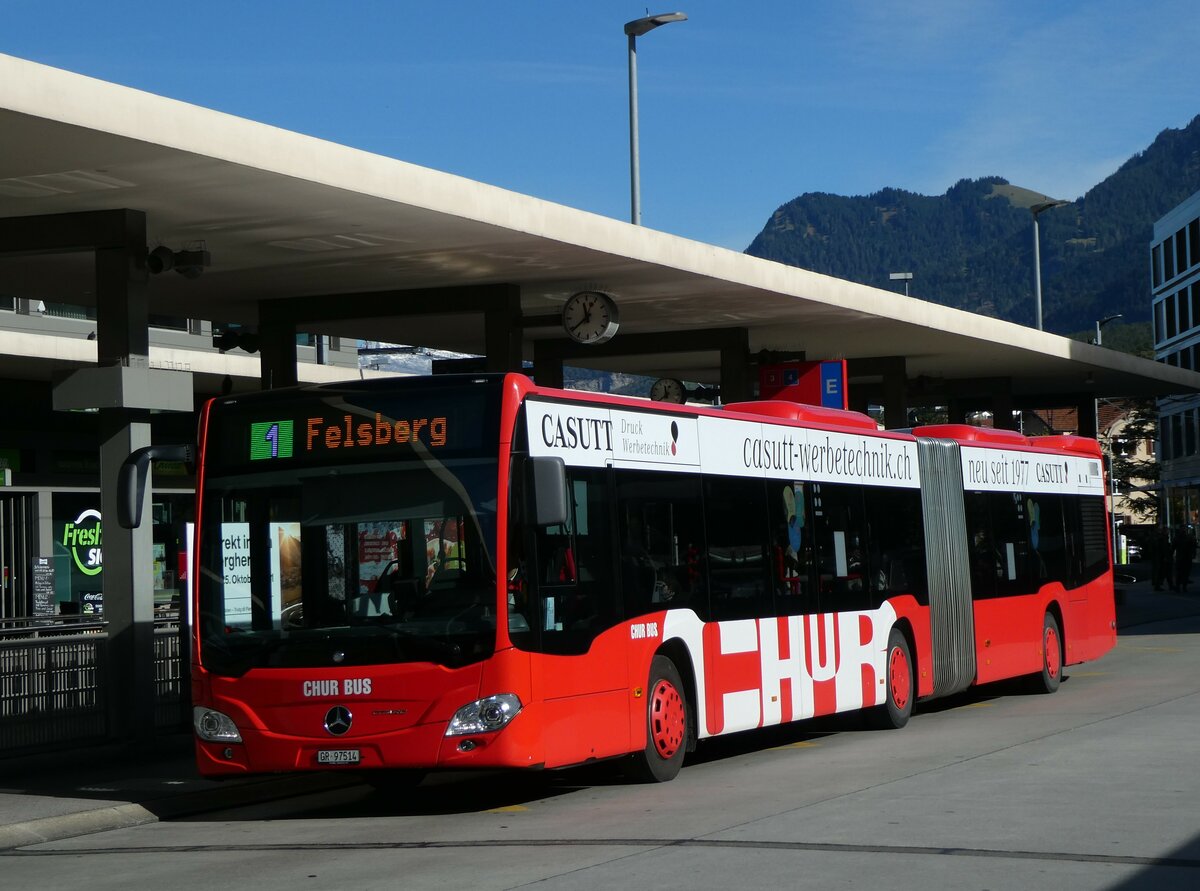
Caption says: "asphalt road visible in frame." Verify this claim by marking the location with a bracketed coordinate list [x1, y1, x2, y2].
[5, 607, 1200, 890]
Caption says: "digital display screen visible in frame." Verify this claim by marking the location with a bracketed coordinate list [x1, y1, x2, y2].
[205, 377, 504, 473]
[250, 420, 295, 460]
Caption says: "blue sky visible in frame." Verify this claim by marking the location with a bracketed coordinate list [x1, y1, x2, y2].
[4, 1, 1196, 250]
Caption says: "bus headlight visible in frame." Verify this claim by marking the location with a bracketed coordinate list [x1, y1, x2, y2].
[446, 693, 522, 736]
[194, 706, 242, 743]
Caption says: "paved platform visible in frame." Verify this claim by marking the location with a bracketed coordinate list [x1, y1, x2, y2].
[0, 733, 353, 849]
[1, 566, 1196, 851]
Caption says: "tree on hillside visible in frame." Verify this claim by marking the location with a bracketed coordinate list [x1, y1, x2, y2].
[1104, 398, 1159, 524]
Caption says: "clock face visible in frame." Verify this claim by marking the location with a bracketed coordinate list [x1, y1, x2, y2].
[562, 291, 620, 345]
[650, 377, 687, 404]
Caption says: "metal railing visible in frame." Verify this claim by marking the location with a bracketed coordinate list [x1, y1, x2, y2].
[0, 616, 187, 756]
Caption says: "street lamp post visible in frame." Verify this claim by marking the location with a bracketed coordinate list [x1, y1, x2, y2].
[1094, 313, 1124, 346]
[889, 271, 913, 297]
[625, 11, 687, 226]
[1030, 199, 1069, 330]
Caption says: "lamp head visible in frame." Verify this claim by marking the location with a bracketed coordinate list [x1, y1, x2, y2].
[1030, 199, 1070, 218]
[625, 12, 687, 37]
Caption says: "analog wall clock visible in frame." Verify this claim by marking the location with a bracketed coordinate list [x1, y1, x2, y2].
[562, 290, 620, 345]
[650, 377, 687, 404]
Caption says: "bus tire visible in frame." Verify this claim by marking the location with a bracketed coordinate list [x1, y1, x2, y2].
[627, 655, 689, 783]
[868, 627, 913, 730]
[1033, 612, 1063, 694]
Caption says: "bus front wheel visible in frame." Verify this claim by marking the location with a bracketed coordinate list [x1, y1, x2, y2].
[628, 655, 689, 782]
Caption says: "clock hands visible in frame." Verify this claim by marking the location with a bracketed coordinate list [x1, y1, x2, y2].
[569, 294, 603, 332]
[561, 290, 619, 344]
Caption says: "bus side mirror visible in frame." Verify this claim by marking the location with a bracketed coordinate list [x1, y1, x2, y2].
[118, 444, 194, 529]
[529, 456, 568, 528]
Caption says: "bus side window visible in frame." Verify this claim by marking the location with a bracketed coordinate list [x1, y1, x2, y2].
[1028, 494, 1069, 583]
[989, 492, 1032, 594]
[532, 469, 616, 653]
[705, 475, 772, 621]
[768, 480, 816, 612]
[811, 482, 870, 613]
[1070, 496, 1110, 585]
[862, 485, 928, 606]
[964, 491, 998, 600]
[616, 471, 706, 621]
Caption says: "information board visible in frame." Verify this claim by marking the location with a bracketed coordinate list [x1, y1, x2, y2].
[32, 557, 55, 617]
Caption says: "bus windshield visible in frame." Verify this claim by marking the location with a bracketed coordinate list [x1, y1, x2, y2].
[198, 456, 498, 675]
[194, 377, 504, 676]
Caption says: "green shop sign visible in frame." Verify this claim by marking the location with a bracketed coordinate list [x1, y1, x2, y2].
[62, 508, 103, 576]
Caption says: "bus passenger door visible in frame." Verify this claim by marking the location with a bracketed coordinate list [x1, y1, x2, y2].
[529, 469, 630, 767]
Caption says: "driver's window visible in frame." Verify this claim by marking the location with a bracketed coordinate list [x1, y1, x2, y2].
[530, 468, 616, 654]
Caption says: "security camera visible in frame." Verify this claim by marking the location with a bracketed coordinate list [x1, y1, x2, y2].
[147, 245, 175, 274]
[146, 245, 211, 278]
[173, 249, 211, 279]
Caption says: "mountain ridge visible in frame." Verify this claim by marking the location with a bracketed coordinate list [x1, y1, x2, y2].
[745, 115, 1200, 335]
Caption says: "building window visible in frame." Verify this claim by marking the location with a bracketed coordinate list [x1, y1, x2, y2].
[1166, 292, 1178, 339]
[1165, 237, 1176, 282]
[1153, 244, 1164, 289]
[1191, 220, 1200, 271]
[1177, 229, 1189, 274]
[1179, 289, 1192, 335]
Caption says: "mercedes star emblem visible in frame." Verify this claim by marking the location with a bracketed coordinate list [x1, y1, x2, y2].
[323, 705, 353, 736]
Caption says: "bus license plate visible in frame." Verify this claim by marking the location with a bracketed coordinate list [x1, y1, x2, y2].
[317, 749, 360, 765]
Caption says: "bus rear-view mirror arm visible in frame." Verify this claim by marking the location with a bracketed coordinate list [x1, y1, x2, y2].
[118, 444, 194, 529]
[529, 455, 568, 528]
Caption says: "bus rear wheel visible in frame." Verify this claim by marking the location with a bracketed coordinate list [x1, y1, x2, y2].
[867, 628, 913, 730]
[627, 655, 689, 783]
[1032, 612, 1063, 694]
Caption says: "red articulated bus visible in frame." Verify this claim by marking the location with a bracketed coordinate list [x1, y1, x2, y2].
[154, 373, 1115, 783]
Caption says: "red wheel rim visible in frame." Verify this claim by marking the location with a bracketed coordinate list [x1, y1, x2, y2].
[649, 679, 686, 759]
[1044, 626, 1061, 679]
[888, 645, 911, 711]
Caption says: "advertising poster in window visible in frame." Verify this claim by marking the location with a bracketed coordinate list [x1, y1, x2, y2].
[221, 522, 251, 626]
[271, 522, 302, 623]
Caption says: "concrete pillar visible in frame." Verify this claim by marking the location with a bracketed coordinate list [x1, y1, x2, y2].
[1077, 398, 1098, 439]
[992, 388, 1016, 430]
[947, 399, 969, 426]
[94, 221, 155, 745]
[720, 328, 751, 403]
[532, 340, 565, 389]
[881, 358, 908, 430]
[258, 303, 298, 389]
[485, 284, 524, 373]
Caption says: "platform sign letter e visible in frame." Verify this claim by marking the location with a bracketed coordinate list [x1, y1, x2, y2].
[250, 420, 294, 460]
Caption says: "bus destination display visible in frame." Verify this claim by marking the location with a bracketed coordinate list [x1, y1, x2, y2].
[248, 413, 447, 462]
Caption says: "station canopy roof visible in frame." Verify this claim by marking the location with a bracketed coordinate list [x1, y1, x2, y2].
[1, 52, 1197, 401]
